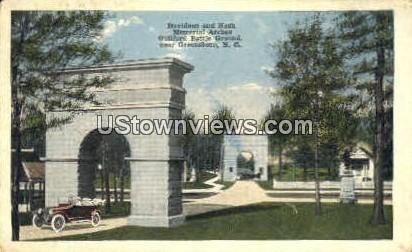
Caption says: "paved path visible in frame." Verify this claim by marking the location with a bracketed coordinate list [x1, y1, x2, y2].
[192, 180, 269, 206]
[183, 172, 223, 194]
[204, 173, 224, 191]
[20, 217, 127, 241]
[187, 180, 393, 206]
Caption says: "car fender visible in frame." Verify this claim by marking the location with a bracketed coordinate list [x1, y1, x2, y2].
[93, 209, 102, 216]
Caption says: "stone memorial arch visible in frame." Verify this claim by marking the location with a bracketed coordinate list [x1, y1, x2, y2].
[221, 135, 268, 181]
[44, 58, 193, 227]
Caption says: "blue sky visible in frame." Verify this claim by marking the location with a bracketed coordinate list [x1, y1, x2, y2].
[102, 11, 321, 120]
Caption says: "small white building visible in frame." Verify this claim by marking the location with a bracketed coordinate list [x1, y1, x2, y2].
[339, 146, 374, 183]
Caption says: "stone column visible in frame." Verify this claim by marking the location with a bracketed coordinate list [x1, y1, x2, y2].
[44, 112, 83, 206]
[124, 59, 192, 227]
[182, 160, 188, 183]
[45, 161, 78, 206]
[127, 160, 184, 227]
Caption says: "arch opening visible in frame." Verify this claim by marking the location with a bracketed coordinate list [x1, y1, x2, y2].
[78, 129, 131, 213]
[236, 151, 255, 180]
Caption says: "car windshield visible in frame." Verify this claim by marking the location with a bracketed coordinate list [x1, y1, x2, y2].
[80, 200, 94, 206]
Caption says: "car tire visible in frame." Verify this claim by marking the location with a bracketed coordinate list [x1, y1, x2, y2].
[91, 212, 101, 227]
[32, 213, 43, 228]
[51, 214, 66, 233]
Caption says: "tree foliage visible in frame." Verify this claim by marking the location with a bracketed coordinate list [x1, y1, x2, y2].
[267, 15, 356, 178]
[337, 11, 393, 225]
[263, 103, 290, 179]
[11, 11, 115, 240]
[12, 11, 114, 132]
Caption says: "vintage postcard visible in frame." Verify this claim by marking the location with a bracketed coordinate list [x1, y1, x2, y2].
[0, 0, 412, 251]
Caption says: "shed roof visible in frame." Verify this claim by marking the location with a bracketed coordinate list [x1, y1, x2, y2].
[20, 162, 45, 182]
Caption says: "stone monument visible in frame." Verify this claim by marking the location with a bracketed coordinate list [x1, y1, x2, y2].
[189, 167, 197, 182]
[340, 170, 357, 203]
[45, 58, 193, 227]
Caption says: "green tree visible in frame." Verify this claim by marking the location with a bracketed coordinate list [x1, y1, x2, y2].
[186, 104, 236, 182]
[11, 11, 114, 240]
[337, 11, 393, 224]
[212, 104, 236, 124]
[212, 104, 236, 176]
[262, 103, 290, 180]
[96, 132, 130, 211]
[268, 14, 354, 215]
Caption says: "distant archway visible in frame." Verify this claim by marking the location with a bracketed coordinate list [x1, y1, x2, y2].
[221, 135, 268, 181]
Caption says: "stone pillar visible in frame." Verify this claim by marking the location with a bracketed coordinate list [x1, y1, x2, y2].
[189, 167, 196, 182]
[340, 172, 357, 204]
[45, 161, 78, 206]
[127, 160, 184, 227]
[44, 109, 83, 207]
[368, 158, 374, 180]
[182, 160, 188, 183]
[123, 59, 192, 227]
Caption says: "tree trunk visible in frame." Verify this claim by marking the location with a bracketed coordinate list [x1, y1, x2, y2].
[100, 169, 104, 200]
[278, 148, 283, 180]
[328, 164, 331, 178]
[303, 162, 308, 181]
[11, 116, 22, 241]
[24, 183, 28, 212]
[371, 46, 386, 225]
[11, 82, 23, 241]
[28, 182, 33, 212]
[11, 15, 28, 240]
[103, 143, 111, 213]
[113, 171, 118, 203]
[104, 167, 111, 212]
[195, 137, 201, 182]
[120, 161, 124, 203]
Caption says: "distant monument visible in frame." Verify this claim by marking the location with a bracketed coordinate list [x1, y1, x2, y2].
[189, 167, 197, 182]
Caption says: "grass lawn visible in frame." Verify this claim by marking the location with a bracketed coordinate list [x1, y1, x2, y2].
[256, 180, 273, 190]
[271, 165, 340, 182]
[41, 202, 392, 240]
[100, 201, 130, 218]
[183, 171, 217, 189]
[215, 180, 236, 190]
[95, 176, 131, 189]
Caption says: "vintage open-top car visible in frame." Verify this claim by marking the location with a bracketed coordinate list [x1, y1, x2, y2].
[32, 195, 104, 232]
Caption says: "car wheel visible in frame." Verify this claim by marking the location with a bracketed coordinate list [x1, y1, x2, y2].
[91, 212, 101, 227]
[32, 213, 43, 228]
[51, 214, 66, 233]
